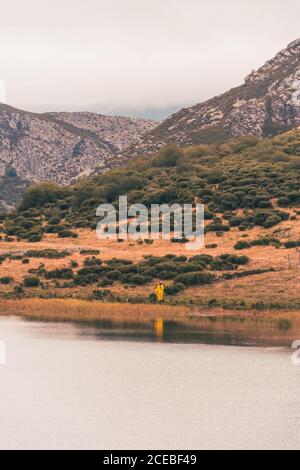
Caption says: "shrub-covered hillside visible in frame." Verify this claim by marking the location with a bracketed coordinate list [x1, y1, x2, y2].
[2, 128, 300, 242]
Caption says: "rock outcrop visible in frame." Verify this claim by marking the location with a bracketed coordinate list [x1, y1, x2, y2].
[0, 105, 157, 184]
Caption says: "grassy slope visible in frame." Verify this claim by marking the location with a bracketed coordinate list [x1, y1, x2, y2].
[0, 129, 299, 312]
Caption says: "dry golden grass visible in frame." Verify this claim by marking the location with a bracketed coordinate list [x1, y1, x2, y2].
[0, 209, 299, 308]
[0, 298, 191, 322]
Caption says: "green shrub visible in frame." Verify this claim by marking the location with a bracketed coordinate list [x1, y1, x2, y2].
[25, 249, 70, 258]
[118, 265, 140, 274]
[234, 241, 251, 250]
[48, 216, 61, 225]
[4, 225, 22, 236]
[77, 266, 109, 276]
[174, 271, 215, 286]
[263, 215, 281, 228]
[155, 270, 177, 280]
[148, 293, 157, 303]
[23, 276, 40, 287]
[174, 255, 188, 262]
[120, 273, 151, 285]
[45, 268, 74, 279]
[219, 254, 249, 265]
[98, 278, 113, 287]
[277, 196, 289, 207]
[251, 237, 281, 247]
[189, 254, 213, 266]
[106, 270, 121, 281]
[171, 237, 189, 243]
[206, 223, 230, 233]
[107, 258, 133, 266]
[210, 260, 235, 271]
[13, 285, 24, 296]
[0, 276, 13, 284]
[74, 274, 99, 285]
[83, 257, 102, 266]
[44, 225, 60, 234]
[58, 230, 78, 238]
[284, 240, 300, 249]
[153, 145, 183, 168]
[20, 182, 70, 211]
[80, 249, 100, 255]
[229, 216, 244, 227]
[277, 319, 292, 331]
[164, 283, 185, 295]
[28, 233, 43, 243]
[0, 255, 6, 265]
[8, 254, 23, 260]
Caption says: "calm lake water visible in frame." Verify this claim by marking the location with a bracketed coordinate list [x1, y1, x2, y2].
[0, 316, 299, 450]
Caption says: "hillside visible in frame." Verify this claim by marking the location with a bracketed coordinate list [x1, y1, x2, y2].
[47, 112, 156, 152]
[119, 38, 300, 160]
[0, 104, 157, 185]
[0, 128, 299, 311]
[0, 167, 30, 212]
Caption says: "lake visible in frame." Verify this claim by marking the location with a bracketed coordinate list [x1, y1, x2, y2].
[0, 316, 299, 449]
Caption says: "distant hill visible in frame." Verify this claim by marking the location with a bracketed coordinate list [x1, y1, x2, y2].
[119, 38, 300, 159]
[0, 104, 157, 185]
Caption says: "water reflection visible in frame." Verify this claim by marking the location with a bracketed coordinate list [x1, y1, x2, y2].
[0, 316, 298, 450]
[22, 315, 296, 348]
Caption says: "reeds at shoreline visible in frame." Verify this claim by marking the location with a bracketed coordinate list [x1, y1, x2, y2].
[0, 298, 192, 323]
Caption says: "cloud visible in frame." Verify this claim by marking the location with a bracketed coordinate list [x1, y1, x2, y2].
[0, 0, 299, 112]
[0, 81, 6, 104]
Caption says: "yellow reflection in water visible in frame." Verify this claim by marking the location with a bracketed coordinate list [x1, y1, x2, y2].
[155, 318, 164, 340]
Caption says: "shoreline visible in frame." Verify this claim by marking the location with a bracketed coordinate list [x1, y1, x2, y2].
[0, 297, 299, 323]
[0, 299, 299, 347]
[0, 298, 192, 322]
[0, 297, 300, 317]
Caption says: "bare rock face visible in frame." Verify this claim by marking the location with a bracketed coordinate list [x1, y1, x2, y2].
[121, 39, 300, 158]
[47, 112, 156, 152]
[0, 105, 157, 184]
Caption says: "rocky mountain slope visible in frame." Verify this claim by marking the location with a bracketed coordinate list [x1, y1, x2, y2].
[46, 112, 156, 152]
[0, 167, 30, 213]
[0, 104, 157, 184]
[120, 38, 300, 158]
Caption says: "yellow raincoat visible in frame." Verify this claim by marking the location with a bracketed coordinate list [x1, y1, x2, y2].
[155, 283, 165, 302]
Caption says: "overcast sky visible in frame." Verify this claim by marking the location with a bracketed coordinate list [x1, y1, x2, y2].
[0, 0, 299, 118]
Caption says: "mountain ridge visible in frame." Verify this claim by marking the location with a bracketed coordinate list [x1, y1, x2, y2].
[118, 38, 300, 160]
[0, 104, 157, 184]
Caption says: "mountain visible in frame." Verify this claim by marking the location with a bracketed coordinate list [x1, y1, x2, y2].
[1, 37, 299, 194]
[0, 104, 157, 184]
[120, 38, 300, 159]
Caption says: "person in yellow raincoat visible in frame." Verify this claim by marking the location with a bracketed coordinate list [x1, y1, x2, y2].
[155, 282, 165, 302]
